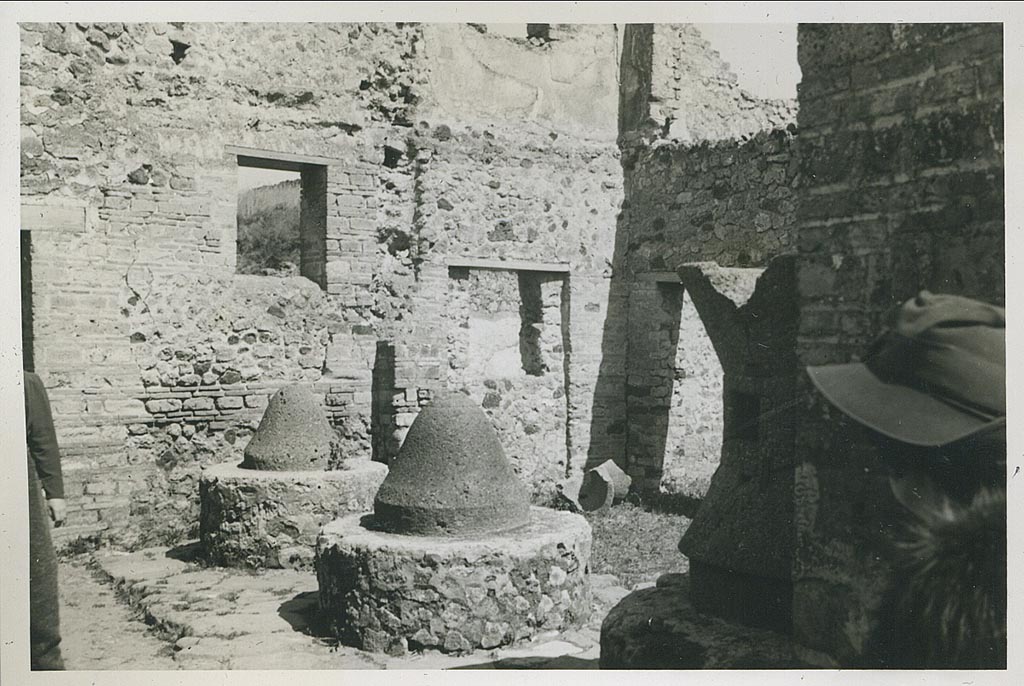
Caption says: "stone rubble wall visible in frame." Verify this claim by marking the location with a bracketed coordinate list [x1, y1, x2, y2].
[447, 268, 569, 500]
[369, 125, 624, 485]
[19, 22, 631, 547]
[791, 23, 1004, 666]
[624, 129, 798, 273]
[621, 126, 797, 499]
[620, 24, 797, 145]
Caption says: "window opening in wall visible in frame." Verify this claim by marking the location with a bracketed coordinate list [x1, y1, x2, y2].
[726, 390, 760, 441]
[484, 23, 554, 45]
[235, 155, 327, 289]
[445, 264, 571, 496]
[169, 39, 190, 65]
[526, 24, 551, 41]
[518, 272, 545, 376]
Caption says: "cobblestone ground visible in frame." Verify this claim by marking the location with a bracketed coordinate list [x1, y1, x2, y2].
[51, 545, 633, 670]
[58, 555, 179, 670]
[50, 505, 690, 671]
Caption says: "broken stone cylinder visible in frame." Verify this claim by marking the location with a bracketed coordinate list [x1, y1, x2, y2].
[316, 390, 593, 655]
[241, 384, 341, 470]
[578, 460, 632, 512]
[199, 384, 386, 570]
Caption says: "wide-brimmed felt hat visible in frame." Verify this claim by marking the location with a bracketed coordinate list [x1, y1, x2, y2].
[806, 291, 1005, 448]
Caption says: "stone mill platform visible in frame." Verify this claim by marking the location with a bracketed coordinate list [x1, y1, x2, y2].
[198, 383, 388, 570]
[313, 390, 595, 656]
[599, 572, 812, 669]
[317, 507, 593, 654]
[199, 460, 387, 570]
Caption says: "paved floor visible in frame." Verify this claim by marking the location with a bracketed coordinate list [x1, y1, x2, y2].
[58, 556, 178, 670]
[55, 544, 632, 670]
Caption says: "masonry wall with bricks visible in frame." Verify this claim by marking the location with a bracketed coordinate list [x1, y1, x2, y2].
[617, 23, 799, 498]
[791, 23, 1004, 666]
[19, 21, 640, 546]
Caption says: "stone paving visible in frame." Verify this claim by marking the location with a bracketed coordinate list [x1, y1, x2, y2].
[91, 543, 632, 670]
[59, 556, 178, 670]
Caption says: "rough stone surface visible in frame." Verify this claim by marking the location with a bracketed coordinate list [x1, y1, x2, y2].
[619, 25, 797, 144]
[58, 556, 179, 669]
[199, 460, 387, 569]
[374, 390, 531, 535]
[95, 546, 387, 669]
[672, 257, 799, 632]
[678, 443, 792, 582]
[599, 573, 805, 669]
[447, 269, 570, 501]
[316, 507, 592, 654]
[624, 130, 798, 276]
[793, 23, 1004, 666]
[241, 384, 341, 471]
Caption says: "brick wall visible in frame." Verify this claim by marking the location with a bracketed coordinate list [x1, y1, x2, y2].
[19, 22, 632, 547]
[791, 23, 1004, 665]
[447, 268, 570, 499]
[624, 129, 798, 273]
[626, 280, 723, 497]
[619, 33, 798, 498]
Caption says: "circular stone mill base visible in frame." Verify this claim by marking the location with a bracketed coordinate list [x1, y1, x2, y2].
[314, 390, 593, 656]
[200, 460, 387, 570]
[317, 506, 592, 655]
[198, 384, 388, 570]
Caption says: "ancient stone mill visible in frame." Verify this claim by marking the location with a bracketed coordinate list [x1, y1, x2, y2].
[15, 16, 1005, 672]
[200, 384, 387, 569]
[316, 390, 593, 655]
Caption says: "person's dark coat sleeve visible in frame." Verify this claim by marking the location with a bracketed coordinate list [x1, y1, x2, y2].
[25, 372, 65, 500]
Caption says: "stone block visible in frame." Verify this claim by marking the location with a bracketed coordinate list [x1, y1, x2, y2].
[145, 398, 182, 414]
[215, 396, 244, 410]
[599, 573, 804, 668]
[183, 396, 214, 411]
[21, 203, 88, 232]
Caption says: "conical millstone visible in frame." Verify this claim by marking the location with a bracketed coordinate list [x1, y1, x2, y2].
[374, 390, 531, 535]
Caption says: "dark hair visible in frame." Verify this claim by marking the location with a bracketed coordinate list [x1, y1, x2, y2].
[870, 471, 1006, 668]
